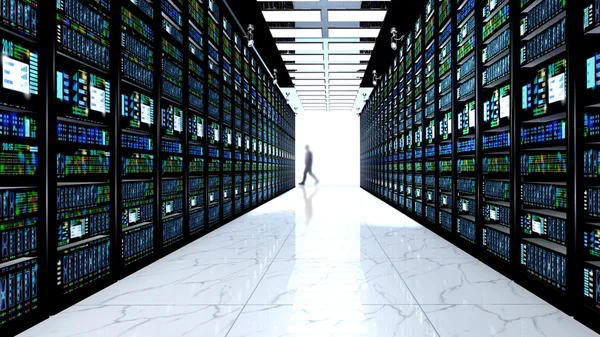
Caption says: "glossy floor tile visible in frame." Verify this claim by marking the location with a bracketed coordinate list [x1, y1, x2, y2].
[18, 186, 599, 337]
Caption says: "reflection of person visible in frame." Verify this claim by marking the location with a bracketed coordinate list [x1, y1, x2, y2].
[299, 145, 319, 185]
[302, 186, 318, 224]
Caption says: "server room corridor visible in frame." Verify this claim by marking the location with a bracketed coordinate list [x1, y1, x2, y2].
[18, 186, 597, 337]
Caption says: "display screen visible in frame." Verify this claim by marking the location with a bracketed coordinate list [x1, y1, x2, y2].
[189, 114, 204, 142]
[1, 37, 39, 110]
[458, 100, 475, 134]
[121, 86, 154, 133]
[521, 59, 566, 117]
[161, 104, 183, 136]
[483, 84, 510, 128]
[56, 65, 111, 124]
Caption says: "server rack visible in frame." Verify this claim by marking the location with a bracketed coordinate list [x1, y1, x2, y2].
[51, 0, 115, 310]
[4, 0, 295, 334]
[437, 0, 454, 234]
[424, 0, 438, 225]
[398, 48, 407, 209]
[359, 0, 600, 333]
[0, 0, 45, 333]
[414, 15, 425, 218]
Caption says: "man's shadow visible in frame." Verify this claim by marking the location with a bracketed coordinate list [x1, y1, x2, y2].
[301, 186, 318, 225]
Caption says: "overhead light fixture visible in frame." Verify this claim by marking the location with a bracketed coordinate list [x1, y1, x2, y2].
[276, 43, 324, 51]
[329, 72, 364, 79]
[329, 43, 376, 51]
[294, 85, 326, 91]
[286, 64, 325, 72]
[244, 24, 255, 48]
[328, 10, 387, 22]
[289, 72, 326, 79]
[282, 54, 324, 62]
[328, 64, 367, 72]
[390, 27, 405, 51]
[263, 10, 321, 22]
[329, 86, 360, 91]
[329, 79, 362, 85]
[298, 95, 327, 99]
[270, 28, 323, 38]
[292, 79, 326, 86]
[296, 91, 327, 96]
[372, 70, 382, 86]
[329, 54, 370, 63]
[329, 28, 381, 38]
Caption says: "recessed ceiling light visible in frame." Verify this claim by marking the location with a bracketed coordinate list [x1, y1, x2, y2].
[276, 43, 324, 51]
[329, 72, 364, 79]
[270, 28, 323, 38]
[286, 64, 325, 72]
[290, 72, 326, 79]
[329, 92, 358, 96]
[328, 10, 387, 22]
[294, 85, 326, 91]
[298, 96, 327, 100]
[328, 64, 368, 72]
[293, 79, 326, 85]
[329, 54, 371, 63]
[296, 91, 327, 96]
[282, 54, 324, 62]
[263, 10, 321, 22]
[329, 28, 381, 38]
[329, 79, 362, 85]
[329, 86, 360, 91]
[329, 43, 376, 51]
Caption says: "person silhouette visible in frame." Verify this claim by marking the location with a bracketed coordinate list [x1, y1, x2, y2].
[299, 145, 319, 185]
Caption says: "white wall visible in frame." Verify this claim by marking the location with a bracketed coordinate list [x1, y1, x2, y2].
[295, 111, 360, 186]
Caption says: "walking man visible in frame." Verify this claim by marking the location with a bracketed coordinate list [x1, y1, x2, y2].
[299, 145, 319, 185]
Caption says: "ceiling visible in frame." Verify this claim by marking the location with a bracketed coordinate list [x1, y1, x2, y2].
[226, 0, 423, 113]
[258, 0, 391, 112]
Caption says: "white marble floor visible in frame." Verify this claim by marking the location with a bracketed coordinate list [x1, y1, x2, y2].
[19, 186, 599, 337]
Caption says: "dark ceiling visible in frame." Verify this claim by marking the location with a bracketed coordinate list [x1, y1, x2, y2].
[225, 0, 424, 89]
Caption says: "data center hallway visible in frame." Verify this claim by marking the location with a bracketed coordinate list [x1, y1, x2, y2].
[19, 186, 597, 337]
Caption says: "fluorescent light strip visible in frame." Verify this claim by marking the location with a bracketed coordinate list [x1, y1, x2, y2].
[329, 43, 376, 51]
[296, 91, 327, 96]
[286, 64, 325, 72]
[329, 97, 357, 100]
[329, 91, 358, 95]
[297, 95, 327, 99]
[293, 80, 326, 86]
[282, 54, 324, 62]
[329, 54, 370, 62]
[329, 86, 360, 91]
[276, 43, 324, 51]
[294, 85, 326, 91]
[271, 28, 322, 38]
[328, 72, 364, 79]
[290, 72, 326, 79]
[328, 10, 387, 22]
[329, 28, 381, 38]
[263, 10, 321, 22]
[328, 64, 367, 72]
[329, 79, 362, 85]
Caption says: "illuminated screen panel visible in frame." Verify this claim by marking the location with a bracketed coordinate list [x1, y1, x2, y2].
[1, 37, 39, 110]
[0, 0, 38, 38]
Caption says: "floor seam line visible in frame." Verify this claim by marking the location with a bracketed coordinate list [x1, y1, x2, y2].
[224, 211, 297, 337]
[364, 221, 445, 337]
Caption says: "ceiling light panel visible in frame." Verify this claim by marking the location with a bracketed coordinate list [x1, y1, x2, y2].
[329, 79, 362, 85]
[294, 86, 326, 91]
[270, 28, 322, 38]
[329, 91, 358, 96]
[329, 28, 381, 38]
[292, 80, 326, 86]
[329, 86, 360, 91]
[282, 54, 324, 62]
[263, 10, 321, 22]
[329, 54, 371, 62]
[296, 91, 327, 96]
[328, 64, 367, 72]
[298, 95, 327, 99]
[328, 72, 364, 79]
[328, 10, 387, 22]
[329, 43, 376, 51]
[290, 72, 326, 79]
[286, 64, 325, 72]
[276, 43, 324, 51]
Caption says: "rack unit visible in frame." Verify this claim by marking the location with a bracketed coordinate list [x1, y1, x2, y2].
[0, 0, 44, 331]
[5, 0, 295, 334]
[360, 0, 598, 333]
